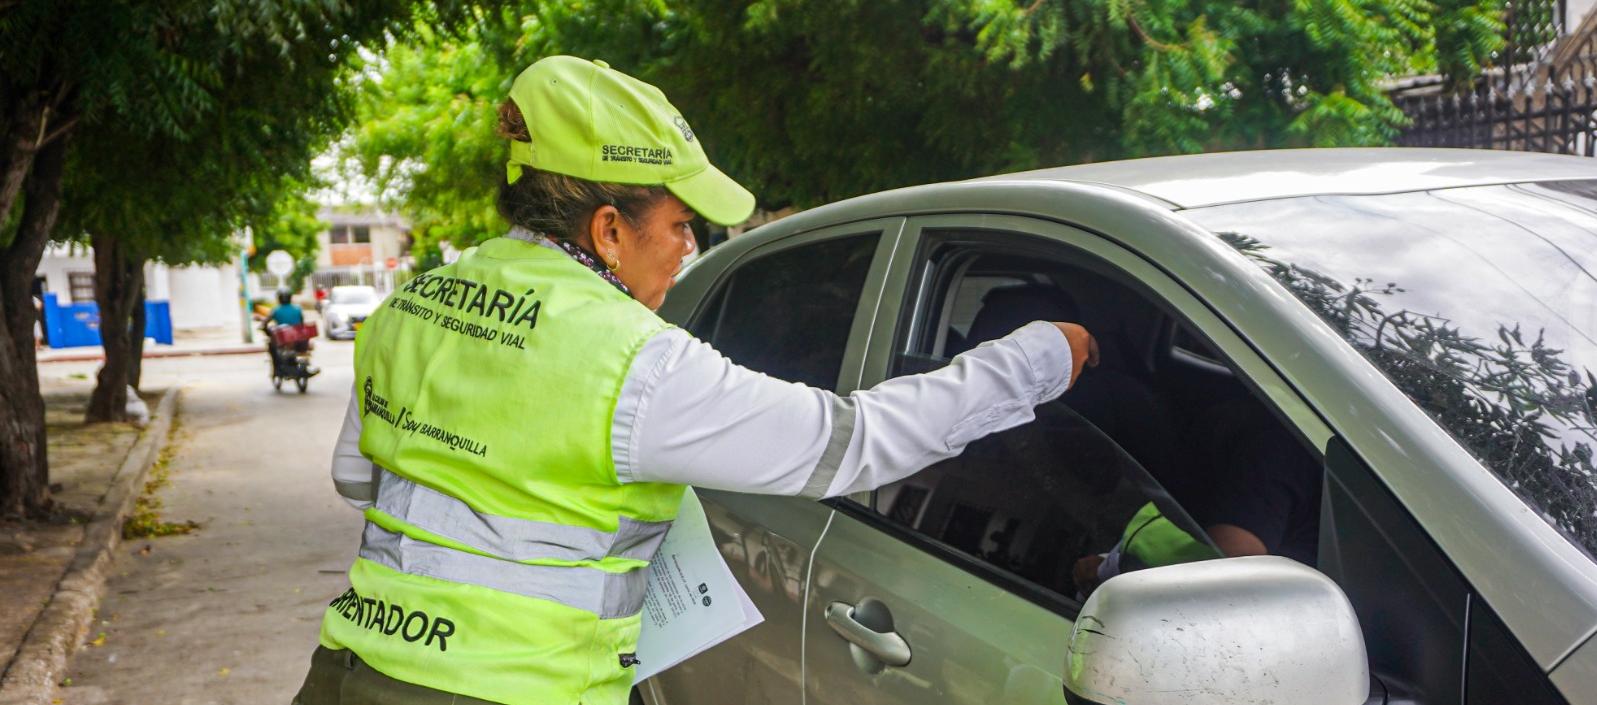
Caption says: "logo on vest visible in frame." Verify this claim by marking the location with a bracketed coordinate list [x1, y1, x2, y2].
[330, 587, 456, 652]
[363, 376, 489, 457]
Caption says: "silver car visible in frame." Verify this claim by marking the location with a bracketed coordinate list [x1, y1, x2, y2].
[643, 148, 1597, 705]
[322, 285, 381, 340]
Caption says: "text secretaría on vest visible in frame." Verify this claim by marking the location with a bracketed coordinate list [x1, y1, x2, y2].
[392, 272, 540, 350]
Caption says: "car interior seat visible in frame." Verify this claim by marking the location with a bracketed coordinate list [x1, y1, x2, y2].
[958, 283, 1183, 485]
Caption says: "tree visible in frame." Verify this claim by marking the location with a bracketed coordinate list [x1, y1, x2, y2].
[0, 0, 486, 516]
[55, 1, 360, 423]
[248, 178, 328, 293]
[349, 0, 1507, 251]
[1, 0, 219, 516]
[346, 21, 519, 259]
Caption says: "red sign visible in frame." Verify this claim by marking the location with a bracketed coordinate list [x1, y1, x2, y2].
[386, 257, 398, 270]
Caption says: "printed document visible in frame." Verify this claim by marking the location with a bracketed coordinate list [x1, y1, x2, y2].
[633, 489, 764, 683]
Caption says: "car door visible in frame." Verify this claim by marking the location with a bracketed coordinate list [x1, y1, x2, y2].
[800, 213, 1329, 705]
[643, 218, 905, 705]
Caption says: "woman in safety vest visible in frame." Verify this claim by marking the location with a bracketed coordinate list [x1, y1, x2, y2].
[293, 55, 1099, 705]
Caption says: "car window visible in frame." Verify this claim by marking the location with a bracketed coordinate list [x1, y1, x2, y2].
[871, 233, 1243, 606]
[872, 400, 1201, 601]
[936, 274, 1027, 356]
[1185, 181, 1597, 562]
[690, 233, 879, 390]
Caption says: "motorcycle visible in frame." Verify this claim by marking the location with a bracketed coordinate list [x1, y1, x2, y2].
[265, 321, 320, 393]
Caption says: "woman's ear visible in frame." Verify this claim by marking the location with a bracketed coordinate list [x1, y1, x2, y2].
[587, 204, 624, 261]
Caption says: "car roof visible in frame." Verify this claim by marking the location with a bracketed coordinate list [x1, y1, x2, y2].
[978, 147, 1597, 209]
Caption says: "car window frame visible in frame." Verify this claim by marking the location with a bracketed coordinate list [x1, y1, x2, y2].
[835, 212, 1336, 617]
[678, 217, 907, 398]
[864, 213, 1334, 452]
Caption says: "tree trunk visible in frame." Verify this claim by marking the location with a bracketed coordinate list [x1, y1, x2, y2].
[128, 283, 146, 391]
[85, 234, 145, 423]
[0, 126, 70, 518]
[0, 89, 46, 231]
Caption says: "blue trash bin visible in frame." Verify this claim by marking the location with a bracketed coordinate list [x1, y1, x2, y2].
[42, 293, 175, 348]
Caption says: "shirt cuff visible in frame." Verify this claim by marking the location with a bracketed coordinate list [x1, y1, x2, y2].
[1009, 320, 1072, 402]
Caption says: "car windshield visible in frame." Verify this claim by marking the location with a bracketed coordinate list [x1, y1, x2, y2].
[1184, 181, 1597, 560]
[332, 288, 378, 305]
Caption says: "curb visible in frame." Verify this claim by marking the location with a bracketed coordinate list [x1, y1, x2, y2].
[38, 345, 265, 364]
[0, 387, 182, 705]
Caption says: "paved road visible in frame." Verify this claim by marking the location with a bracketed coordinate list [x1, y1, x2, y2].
[48, 340, 361, 705]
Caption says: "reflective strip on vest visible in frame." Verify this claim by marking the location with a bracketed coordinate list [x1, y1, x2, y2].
[358, 521, 650, 619]
[798, 396, 857, 499]
[373, 467, 672, 564]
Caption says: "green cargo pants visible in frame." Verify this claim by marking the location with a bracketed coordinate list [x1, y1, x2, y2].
[292, 646, 498, 705]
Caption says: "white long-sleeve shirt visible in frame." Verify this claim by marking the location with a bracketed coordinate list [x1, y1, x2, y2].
[330, 320, 1073, 506]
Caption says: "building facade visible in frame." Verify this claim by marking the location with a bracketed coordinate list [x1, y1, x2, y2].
[309, 209, 412, 294]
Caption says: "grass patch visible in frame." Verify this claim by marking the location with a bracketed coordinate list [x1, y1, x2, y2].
[122, 428, 199, 539]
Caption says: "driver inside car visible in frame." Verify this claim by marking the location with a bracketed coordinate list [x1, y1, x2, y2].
[1073, 399, 1323, 594]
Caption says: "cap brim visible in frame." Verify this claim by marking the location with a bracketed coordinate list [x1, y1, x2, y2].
[666, 163, 756, 226]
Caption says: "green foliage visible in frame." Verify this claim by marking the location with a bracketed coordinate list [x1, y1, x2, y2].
[351, 0, 1507, 250]
[345, 14, 528, 254]
[123, 436, 200, 540]
[248, 178, 328, 283]
[50, 2, 402, 269]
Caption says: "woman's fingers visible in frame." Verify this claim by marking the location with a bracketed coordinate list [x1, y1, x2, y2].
[1053, 322, 1097, 385]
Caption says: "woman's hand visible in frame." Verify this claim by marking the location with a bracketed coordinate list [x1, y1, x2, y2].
[1053, 322, 1100, 386]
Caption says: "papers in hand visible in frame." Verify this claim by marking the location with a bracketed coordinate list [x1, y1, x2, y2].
[633, 488, 764, 684]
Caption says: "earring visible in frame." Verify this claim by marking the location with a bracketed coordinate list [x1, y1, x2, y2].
[606, 252, 620, 273]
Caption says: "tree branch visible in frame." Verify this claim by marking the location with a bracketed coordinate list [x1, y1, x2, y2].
[1125, 8, 1177, 53]
[35, 114, 79, 149]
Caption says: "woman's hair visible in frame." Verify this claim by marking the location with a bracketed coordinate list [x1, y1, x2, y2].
[496, 100, 669, 240]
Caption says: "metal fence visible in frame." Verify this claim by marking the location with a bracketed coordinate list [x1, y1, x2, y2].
[1394, 0, 1597, 155]
[1394, 73, 1597, 155]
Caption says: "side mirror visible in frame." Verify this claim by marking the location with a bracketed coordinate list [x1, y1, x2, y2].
[1064, 556, 1369, 705]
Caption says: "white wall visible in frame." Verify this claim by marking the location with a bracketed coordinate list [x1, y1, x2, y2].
[35, 244, 94, 302]
[164, 264, 244, 330]
[37, 245, 249, 331]
[1573, 0, 1597, 31]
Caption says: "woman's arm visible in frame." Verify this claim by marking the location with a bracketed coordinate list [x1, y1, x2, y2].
[329, 387, 374, 508]
[329, 321, 1076, 503]
[615, 321, 1074, 497]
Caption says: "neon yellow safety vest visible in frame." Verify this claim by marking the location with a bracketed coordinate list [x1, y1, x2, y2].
[319, 237, 684, 705]
[1117, 502, 1221, 572]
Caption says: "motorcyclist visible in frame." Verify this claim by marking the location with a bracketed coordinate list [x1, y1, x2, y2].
[264, 288, 319, 382]
[269, 288, 305, 326]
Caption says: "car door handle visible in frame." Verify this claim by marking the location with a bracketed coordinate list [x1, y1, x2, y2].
[825, 600, 911, 667]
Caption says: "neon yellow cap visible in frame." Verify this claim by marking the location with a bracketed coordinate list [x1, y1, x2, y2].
[506, 56, 756, 226]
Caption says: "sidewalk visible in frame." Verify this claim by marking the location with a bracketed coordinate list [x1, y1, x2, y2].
[0, 383, 178, 705]
[37, 327, 264, 364]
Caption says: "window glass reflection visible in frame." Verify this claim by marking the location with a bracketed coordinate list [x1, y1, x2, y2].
[1186, 182, 1597, 561]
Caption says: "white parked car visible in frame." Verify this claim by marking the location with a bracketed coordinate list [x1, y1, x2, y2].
[322, 285, 380, 340]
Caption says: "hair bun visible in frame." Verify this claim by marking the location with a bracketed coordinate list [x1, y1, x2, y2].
[497, 100, 532, 142]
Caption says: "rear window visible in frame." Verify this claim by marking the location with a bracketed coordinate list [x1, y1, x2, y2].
[690, 233, 879, 390]
[1185, 181, 1597, 560]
